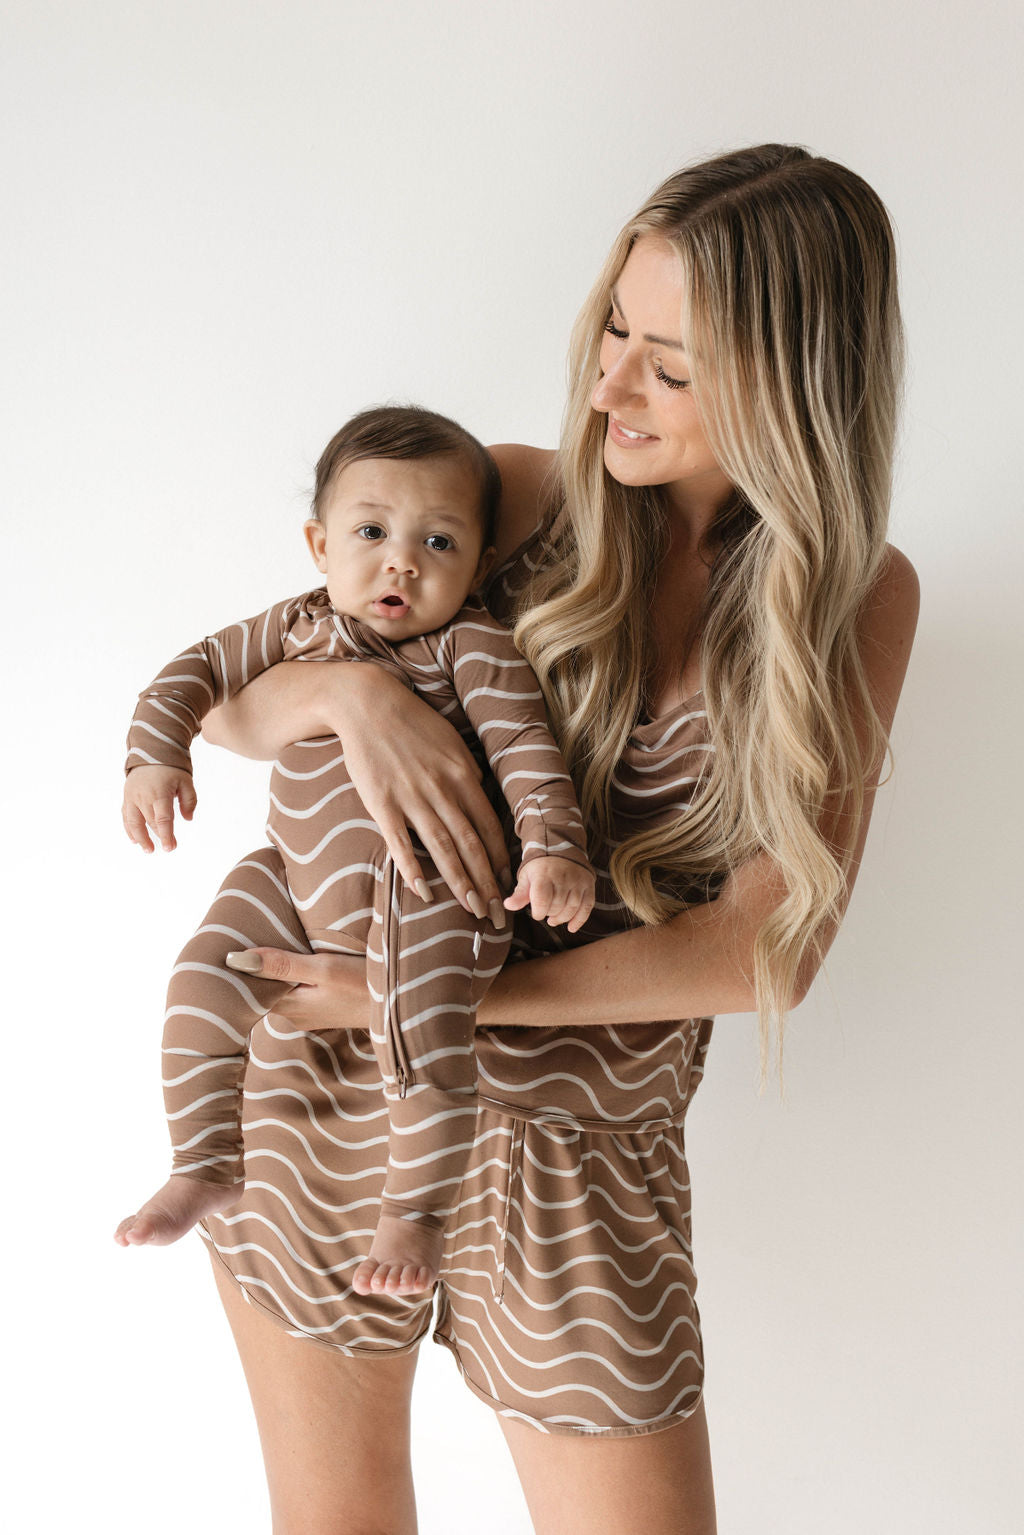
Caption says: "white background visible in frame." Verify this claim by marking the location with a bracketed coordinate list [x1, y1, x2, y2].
[3, 2, 1022, 1530]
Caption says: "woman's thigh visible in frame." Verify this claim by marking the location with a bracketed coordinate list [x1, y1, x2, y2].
[499, 1403, 717, 1535]
[211, 1255, 422, 1535]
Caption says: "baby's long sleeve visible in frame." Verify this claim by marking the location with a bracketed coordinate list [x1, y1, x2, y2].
[125, 592, 318, 776]
[433, 608, 592, 873]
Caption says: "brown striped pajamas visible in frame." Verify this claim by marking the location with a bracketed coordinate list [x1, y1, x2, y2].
[126, 592, 592, 1237]
[130, 523, 722, 1437]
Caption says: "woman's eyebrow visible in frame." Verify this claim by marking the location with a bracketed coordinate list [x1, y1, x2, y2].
[610, 286, 687, 351]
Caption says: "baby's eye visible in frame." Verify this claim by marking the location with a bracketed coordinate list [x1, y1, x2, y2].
[425, 534, 453, 552]
[604, 317, 628, 339]
[356, 524, 386, 541]
[654, 361, 690, 391]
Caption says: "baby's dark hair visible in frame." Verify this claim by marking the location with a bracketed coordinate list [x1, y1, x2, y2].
[312, 405, 501, 550]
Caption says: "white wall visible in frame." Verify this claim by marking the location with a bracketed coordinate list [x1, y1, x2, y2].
[4, 2, 1021, 1530]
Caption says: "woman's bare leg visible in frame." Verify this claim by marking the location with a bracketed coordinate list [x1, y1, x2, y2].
[211, 1255, 421, 1535]
[498, 1401, 717, 1535]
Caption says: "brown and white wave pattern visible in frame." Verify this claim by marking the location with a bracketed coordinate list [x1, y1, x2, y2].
[202, 695, 719, 1435]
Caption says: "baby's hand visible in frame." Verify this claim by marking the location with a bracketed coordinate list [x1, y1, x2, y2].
[503, 856, 595, 934]
[122, 766, 197, 853]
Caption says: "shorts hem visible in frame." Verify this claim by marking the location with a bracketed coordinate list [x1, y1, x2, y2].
[430, 1325, 705, 1439]
[201, 1227, 433, 1358]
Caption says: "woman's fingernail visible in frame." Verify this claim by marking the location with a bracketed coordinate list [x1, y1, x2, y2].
[226, 951, 263, 974]
[414, 878, 433, 904]
[467, 892, 486, 919]
[489, 899, 507, 929]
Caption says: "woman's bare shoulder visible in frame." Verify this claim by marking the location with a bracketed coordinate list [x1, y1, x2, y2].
[858, 542, 921, 728]
[487, 444, 559, 564]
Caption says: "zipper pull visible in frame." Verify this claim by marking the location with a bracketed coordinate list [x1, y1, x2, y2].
[396, 1066, 408, 1100]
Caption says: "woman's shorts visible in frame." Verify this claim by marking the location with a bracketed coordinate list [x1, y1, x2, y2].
[201, 1015, 708, 1438]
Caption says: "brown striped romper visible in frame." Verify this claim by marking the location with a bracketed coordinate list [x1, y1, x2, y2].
[140, 525, 719, 1438]
[126, 591, 593, 1241]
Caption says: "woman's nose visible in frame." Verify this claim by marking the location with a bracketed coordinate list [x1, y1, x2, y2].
[591, 355, 644, 412]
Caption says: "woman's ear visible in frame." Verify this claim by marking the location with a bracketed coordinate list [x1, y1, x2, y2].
[303, 519, 328, 574]
[472, 545, 498, 591]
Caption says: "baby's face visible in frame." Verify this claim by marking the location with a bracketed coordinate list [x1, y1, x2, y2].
[305, 455, 494, 641]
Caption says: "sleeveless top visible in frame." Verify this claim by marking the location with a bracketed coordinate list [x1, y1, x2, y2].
[470, 514, 718, 1135]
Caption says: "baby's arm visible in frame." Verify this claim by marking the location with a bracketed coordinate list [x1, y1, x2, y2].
[122, 765, 197, 852]
[123, 592, 314, 851]
[437, 604, 595, 920]
[503, 854, 595, 933]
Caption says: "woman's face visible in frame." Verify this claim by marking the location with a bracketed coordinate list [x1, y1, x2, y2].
[591, 236, 734, 518]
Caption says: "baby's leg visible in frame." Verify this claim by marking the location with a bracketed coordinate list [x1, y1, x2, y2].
[354, 859, 511, 1295]
[116, 846, 314, 1248]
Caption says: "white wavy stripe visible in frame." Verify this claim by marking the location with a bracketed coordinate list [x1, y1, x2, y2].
[268, 817, 381, 865]
[163, 1004, 249, 1048]
[235, 857, 292, 903]
[387, 1113, 477, 1150]
[509, 1179, 662, 1229]
[610, 771, 701, 800]
[382, 926, 493, 962]
[413, 1044, 479, 1072]
[195, 887, 305, 947]
[167, 960, 271, 1012]
[450, 650, 531, 672]
[208, 1191, 376, 1249]
[174, 1119, 237, 1151]
[271, 751, 346, 780]
[380, 1168, 468, 1201]
[499, 1228, 690, 1291]
[243, 1054, 390, 1118]
[441, 1308, 702, 1399]
[272, 861, 383, 910]
[527, 1141, 651, 1199]
[241, 1090, 389, 1144]
[165, 1088, 237, 1118]
[268, 781, 361, 819]
[163, 1056, 240, 1086]
[480, 1029, 686, 1095]
[487, 742, 563, 764]
[445, 1275, 701, 1348]
[129, 718, 191, 750]
[172, 1153, 237, 1172]
[235, 1126, 391, 1186]
[513, 1196, 692, 1265]
[477, 1067, 682, 1124]
[624, 740, 714, 775]
[634, 710, 708, 752]
[223, 1147, 390, 1215]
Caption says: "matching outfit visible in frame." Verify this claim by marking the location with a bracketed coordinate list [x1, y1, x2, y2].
[126, 591, 592, 1237]
[128, 523, 723, 1438]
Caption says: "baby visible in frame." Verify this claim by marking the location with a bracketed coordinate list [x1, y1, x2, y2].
[114, 405, 595, 1296]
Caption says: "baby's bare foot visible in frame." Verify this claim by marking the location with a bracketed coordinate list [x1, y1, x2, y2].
[351, 1213, 444, 1296]
[114, 1176, 242, 1247]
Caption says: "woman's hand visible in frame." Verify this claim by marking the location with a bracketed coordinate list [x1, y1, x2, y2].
[226, 949, 372, 1030]
[205, 661, 511, 917]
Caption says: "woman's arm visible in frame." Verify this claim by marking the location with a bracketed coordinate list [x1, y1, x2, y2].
[244, 545, 919, 1031]
[478, 544, 921, 1026]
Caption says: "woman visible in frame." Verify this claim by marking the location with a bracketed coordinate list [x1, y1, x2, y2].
[198, 144, 919, 1533]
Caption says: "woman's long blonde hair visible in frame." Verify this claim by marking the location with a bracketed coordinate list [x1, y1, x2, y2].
[514, 144, 904, 1074]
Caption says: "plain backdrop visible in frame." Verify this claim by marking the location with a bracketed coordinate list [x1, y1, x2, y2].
[3, 2, 1022, 1531]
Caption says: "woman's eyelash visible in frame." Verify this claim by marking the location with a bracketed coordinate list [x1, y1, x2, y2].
[654, 362, 689, 391]
[604, 318, 628, 339]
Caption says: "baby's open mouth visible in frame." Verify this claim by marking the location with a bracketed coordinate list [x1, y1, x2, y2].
[372, 593, 411, 618]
